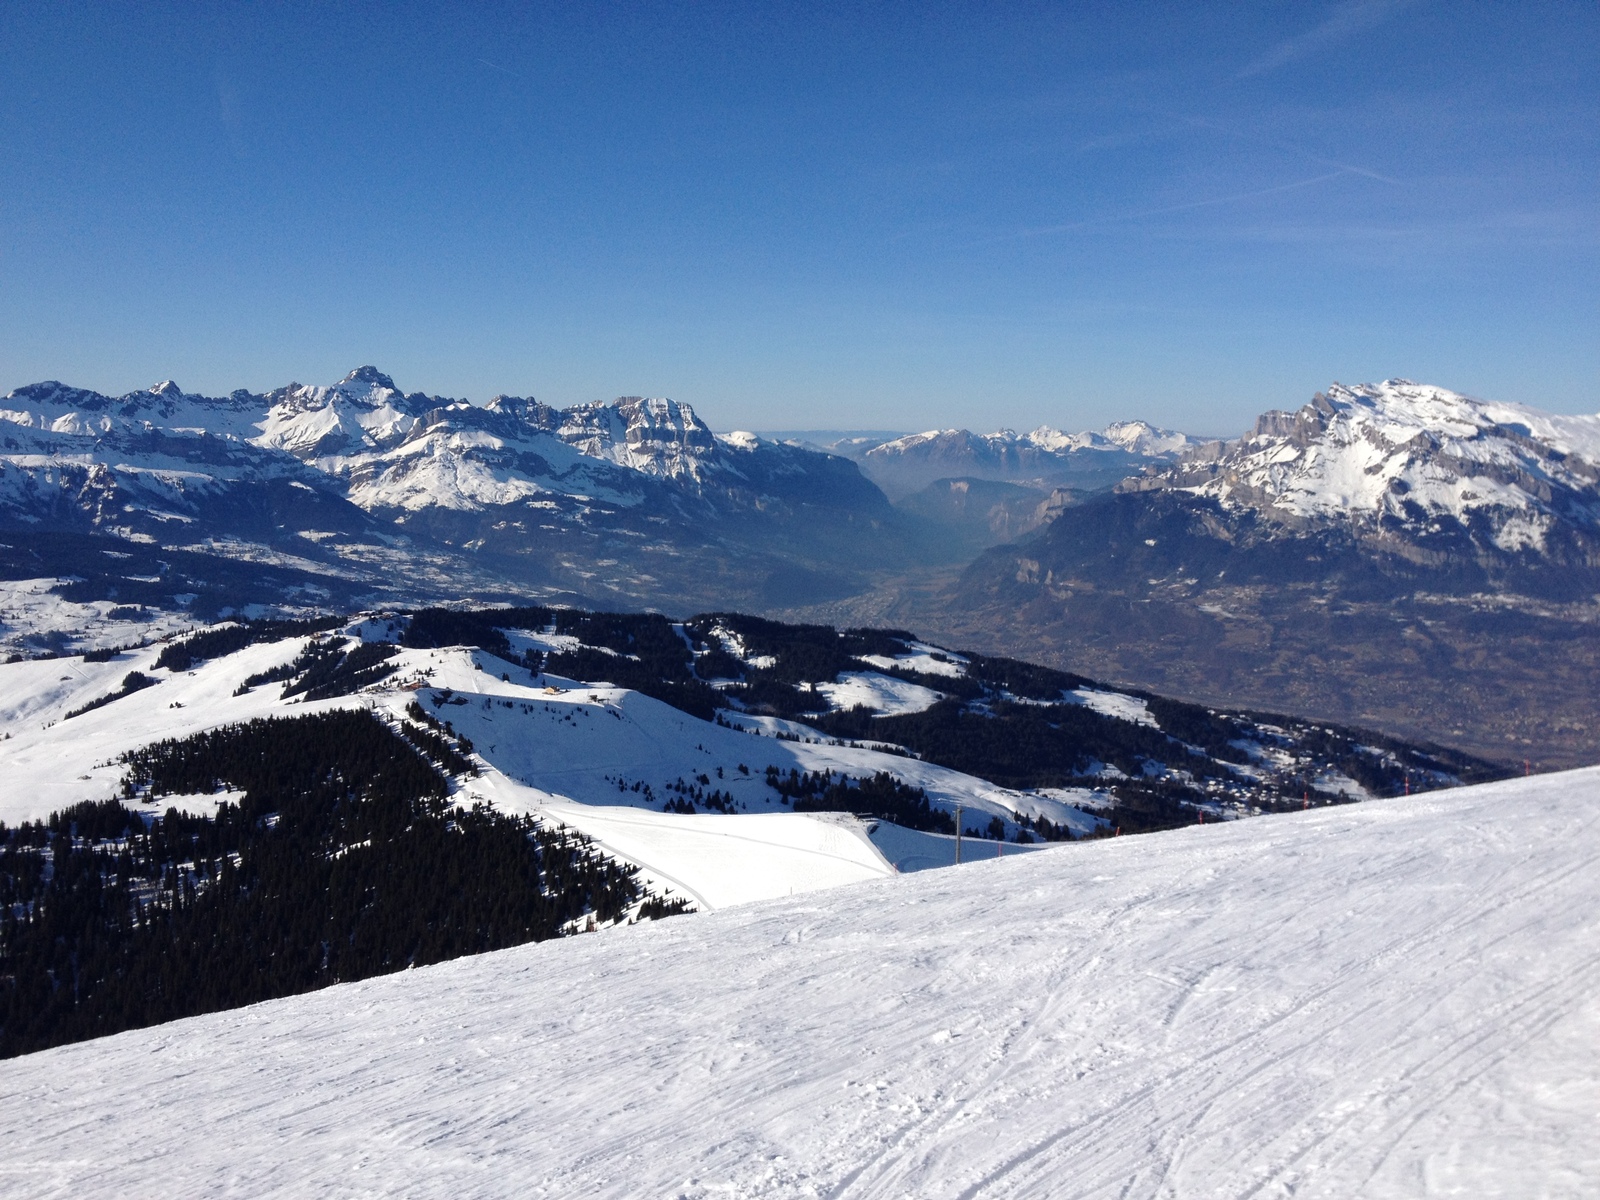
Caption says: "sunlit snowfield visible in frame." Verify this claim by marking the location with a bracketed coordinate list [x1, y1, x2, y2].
[3, 766, 1597, 1198]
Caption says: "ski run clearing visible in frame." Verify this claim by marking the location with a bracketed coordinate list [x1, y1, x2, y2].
[1, 766, 1597, 1197]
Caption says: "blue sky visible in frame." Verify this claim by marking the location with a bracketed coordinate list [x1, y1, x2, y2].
[2, 2, 1594, 434]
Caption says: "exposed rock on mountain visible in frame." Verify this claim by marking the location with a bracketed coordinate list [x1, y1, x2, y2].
[895, 478, 1075, 554]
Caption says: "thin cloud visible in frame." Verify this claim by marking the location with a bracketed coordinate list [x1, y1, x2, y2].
[478, 58, 525, 80]
[1177, 114, 1404, 186]
[1013, 171, 1352, 240]
[1238, 0, 1413, 79]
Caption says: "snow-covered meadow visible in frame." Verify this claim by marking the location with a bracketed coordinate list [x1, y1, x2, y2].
[2, 765, 1596, 1197]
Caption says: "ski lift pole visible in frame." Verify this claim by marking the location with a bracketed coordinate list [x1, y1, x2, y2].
[954, 804, 962, 865]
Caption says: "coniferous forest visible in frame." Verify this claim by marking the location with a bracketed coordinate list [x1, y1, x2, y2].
[771, 768, 957, 834]
[0, 710, 684, 1059]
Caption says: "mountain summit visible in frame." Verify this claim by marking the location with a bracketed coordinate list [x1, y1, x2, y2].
[1122, 380, 1600, 562]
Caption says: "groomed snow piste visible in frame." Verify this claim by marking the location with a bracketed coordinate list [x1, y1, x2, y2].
[4, 765, 1597, 1198]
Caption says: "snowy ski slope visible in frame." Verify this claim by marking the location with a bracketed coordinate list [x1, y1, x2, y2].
[3, 765, 1596, 1197]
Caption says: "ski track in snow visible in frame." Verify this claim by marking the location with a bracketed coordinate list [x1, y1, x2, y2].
[2, 768, 1598, 1197]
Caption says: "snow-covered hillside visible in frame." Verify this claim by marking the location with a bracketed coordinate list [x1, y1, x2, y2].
[0, 618, 1069, 906]
[1, 604, 1496, 912]
[4, 764, 1596, 1197]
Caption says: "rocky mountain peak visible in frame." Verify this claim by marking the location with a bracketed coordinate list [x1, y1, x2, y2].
[484, 394, 560, 430]
[338, 366, 399, 393]
[1128, 381, 1600, 554]
[557, 396, 721, 479]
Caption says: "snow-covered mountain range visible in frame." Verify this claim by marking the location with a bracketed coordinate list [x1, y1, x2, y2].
[6, 368, 1599, 763]
[0, 367, 911, 611]
[2, 366, 843, 518]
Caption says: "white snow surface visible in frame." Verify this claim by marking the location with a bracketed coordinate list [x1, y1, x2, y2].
[815, 670, 946, 716]
[1068, 687, 1160, 727]
[0, 577, 200, 658]
[1101, 419, 1197, 456]
[856, 642, 968, 678]
[537, 801, 892, 910]
[146, 789, 248, 816]
[3, 766, 1597, 1197]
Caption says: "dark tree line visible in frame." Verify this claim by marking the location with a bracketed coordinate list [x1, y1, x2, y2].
[155, 615, 344, 672]
[0, 711, 686, 1059]
[546, 611, 723, 720]
[63, 671, 156, 720]
[232, 636, 400, 701]
[403, 700, 479, 775]
[767, 767, 955, 834]
[682, 613, 918, 719]
[82, 643, 141, 663]
[688, 613, 914, 683]
[403, 605, 553, 657]
[401, 606, 727, 719]
[656, 774, 740, 814]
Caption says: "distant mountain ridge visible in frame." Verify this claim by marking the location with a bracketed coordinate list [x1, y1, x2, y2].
[6, 365, 775, 504]
[8, 368, 1600, 766]
[851, 420, 1196, 499]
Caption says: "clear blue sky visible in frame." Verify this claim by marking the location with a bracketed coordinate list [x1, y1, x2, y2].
[2, 2, 1594, 435]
